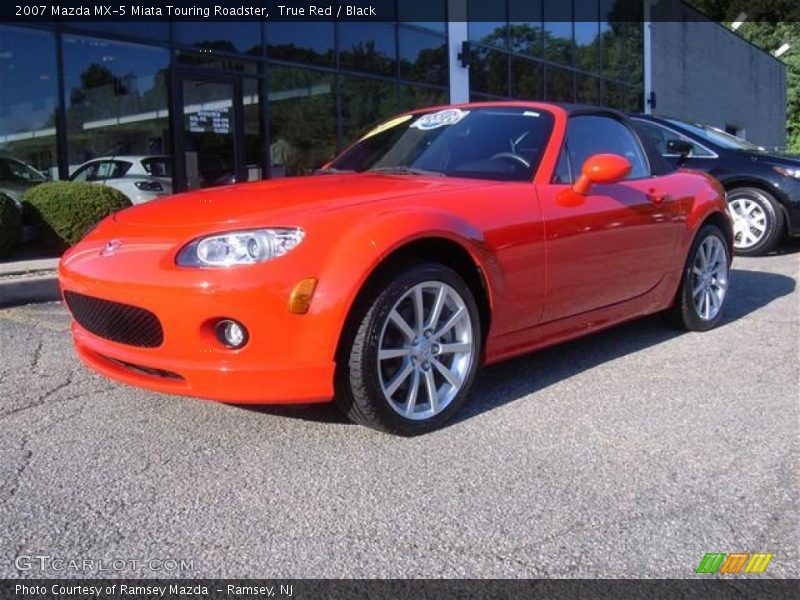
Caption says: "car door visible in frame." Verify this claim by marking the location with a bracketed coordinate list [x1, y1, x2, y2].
[538, 113, 682, 322]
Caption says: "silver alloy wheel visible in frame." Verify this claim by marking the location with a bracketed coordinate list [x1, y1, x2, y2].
[377, 281, 474, 420]
[729, 193, 768, 249]
[691, 235, 729, 321]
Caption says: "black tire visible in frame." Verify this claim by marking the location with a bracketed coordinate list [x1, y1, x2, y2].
[727, 187, 784, 256]
[334, 263, 481, 435]
[666, 224, 731, 332]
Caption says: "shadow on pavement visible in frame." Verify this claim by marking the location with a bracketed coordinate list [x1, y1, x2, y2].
[240, 267, 796, 428]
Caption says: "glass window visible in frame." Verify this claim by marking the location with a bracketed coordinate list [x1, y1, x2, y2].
[62, 36, 170, 176]
[175, 22, 262, 56]
[70, 159, 130, 181]
[398, 0, 446, 33]
[0, 26, 59, 181]
[268, 66, 336, 177]
[574, 19, 600, 71]
[69, 22, 169, 42]
[545, 67, 574, 103]
[576, 75, 600, 105]
[243, 78, 265, 182]
[508, 0, 543, 57]
[469, 45, 509, 97]
[664, 119, 762, 151]
[176, 51, 259, 75]
[340, 76, 397, 145]
[398, 85, 447, 112]
[339, 22, 396, 77]
[329, 107, 555, 182]
[468, 0, 507, 48]
[511, 56, 543, 101]
[266, 22, 334, 66]
[141, 156, 172, 177]
[564, 115, 649, 180]
[601, 79, 627, 110]
[543, 0, 573, 65]
[399, 28, 447, 86]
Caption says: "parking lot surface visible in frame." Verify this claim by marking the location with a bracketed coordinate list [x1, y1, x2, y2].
[1, 246, 798, 578]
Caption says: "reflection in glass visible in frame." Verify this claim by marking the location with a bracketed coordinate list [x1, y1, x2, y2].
[339, 22, 396, 76]
[176, 21, 262, 56]
[243, 78, 265, 182]
[70, 22, 169, 42]
[545, 67, 575, 103]
[266, 22, 334, 65]
[574, 21, 600, 71]
[508, 0, 543, 57]
[468, 45, 509, 97]
[62, 36, 170, 178]
[182, 79, 237, 190]
[0, 26, 59, 183]
[511, 56, 543, 101]
[543, 0, 573, 65]
[399, 28, 447, 86]
[340, 76, 397, 145]
[467, 0, 507, 47]
[398, 85, 447, 112]
[268, 67, 336, 176]
[577, 75, 600, 105]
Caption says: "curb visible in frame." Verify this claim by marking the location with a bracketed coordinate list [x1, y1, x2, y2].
[0, 270, 61, 308]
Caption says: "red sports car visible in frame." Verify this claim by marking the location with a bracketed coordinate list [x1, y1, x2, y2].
[59, 103, 733, 435]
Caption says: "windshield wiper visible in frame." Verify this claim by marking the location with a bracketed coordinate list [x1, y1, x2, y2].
[313, 167, 356, 175]
[368, 166, 446, 177]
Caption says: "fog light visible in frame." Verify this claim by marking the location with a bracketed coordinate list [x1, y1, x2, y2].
[216, 319, 248, 348]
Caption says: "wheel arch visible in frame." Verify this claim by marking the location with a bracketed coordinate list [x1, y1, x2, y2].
[333, 236, 493, 364]
[721, 178, 791, 234]
[699, 210, 734, 256]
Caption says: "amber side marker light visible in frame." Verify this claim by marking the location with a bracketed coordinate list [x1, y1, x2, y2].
[288, 278, 318, 314]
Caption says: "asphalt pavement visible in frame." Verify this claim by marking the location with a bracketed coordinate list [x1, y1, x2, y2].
[0, 244, 797, 578]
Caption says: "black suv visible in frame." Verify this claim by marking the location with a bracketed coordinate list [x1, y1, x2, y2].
[631, 114, 800, 256]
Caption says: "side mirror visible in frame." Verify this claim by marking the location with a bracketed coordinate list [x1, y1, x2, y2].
[572, 153, 632, 195]
[666, 139, 693, 161]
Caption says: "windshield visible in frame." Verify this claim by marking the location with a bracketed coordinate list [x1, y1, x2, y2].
[665, 119, 763, 151]
[328, 107, 554, 182]
[0, 157, 47, 183]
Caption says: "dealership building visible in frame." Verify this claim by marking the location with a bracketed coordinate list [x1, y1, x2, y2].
[0, 0, 787, 193]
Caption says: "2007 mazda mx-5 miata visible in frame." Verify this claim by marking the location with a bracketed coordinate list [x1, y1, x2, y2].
[59, 103, 733, 435]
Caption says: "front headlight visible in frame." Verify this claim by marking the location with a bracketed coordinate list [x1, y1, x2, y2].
[176, 228, 305, 267]
[773, 165, 800, 179]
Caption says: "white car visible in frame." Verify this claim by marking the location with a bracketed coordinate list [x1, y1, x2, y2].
[69, 155, 172, 204]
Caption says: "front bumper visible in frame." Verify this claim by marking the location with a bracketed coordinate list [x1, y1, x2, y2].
[58, 236, 336, 404]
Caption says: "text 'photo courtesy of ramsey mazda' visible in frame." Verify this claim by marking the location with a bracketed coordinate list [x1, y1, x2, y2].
[59, 103, 733, 435]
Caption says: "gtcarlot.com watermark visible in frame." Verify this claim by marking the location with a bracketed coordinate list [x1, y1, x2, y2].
[15, 554, 194, 573]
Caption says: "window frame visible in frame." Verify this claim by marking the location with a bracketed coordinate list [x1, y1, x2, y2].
[631, 118, 719, 160]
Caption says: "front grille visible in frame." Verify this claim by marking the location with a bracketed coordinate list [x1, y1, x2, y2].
[64, 291, 164, 348]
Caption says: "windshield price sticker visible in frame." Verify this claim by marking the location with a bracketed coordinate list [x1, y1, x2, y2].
[411, 109, 470, 130]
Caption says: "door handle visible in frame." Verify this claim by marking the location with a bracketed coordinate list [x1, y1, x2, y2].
[647, 189, 670, 204]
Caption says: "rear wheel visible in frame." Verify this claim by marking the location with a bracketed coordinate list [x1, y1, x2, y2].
[727, 187, 784, 256]
[667, 224, 731, 331]
[335, 263, 481, 435]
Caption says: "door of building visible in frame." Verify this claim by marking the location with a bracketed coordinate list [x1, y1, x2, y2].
[173, 71, 246, 192]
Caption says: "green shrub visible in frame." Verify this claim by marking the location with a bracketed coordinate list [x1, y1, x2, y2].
[0, 192, 22, 258]
[22, 182, 132, 251]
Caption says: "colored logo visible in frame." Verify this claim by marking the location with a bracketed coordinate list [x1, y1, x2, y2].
[696, 552, 774, 574]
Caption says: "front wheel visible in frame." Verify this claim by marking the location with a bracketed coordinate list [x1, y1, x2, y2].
[335, 263, 481, 435]
[727, 187, 784, 256]
[666, 224, 731, 332]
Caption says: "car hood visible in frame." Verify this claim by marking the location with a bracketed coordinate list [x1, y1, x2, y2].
[735, 149, 800, 166]
[113, 173, 500, 228]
